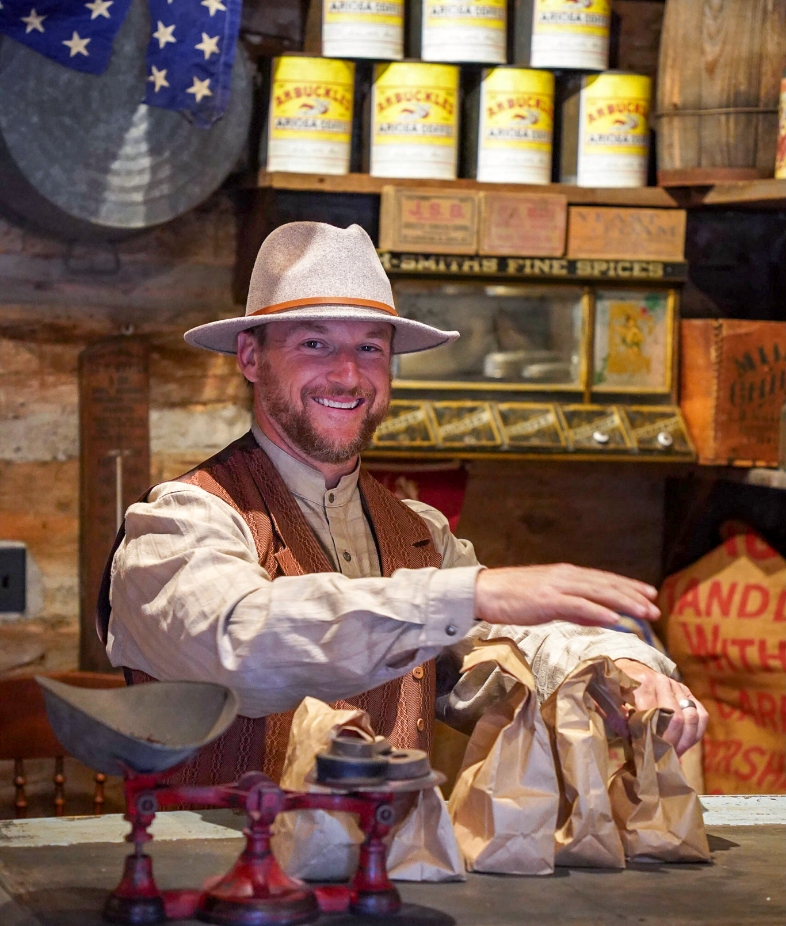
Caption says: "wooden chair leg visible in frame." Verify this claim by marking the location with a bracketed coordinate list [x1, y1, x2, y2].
[14, 758, 27, 819]
[53, 756, 65, 816]
[93, 772, 107, 816]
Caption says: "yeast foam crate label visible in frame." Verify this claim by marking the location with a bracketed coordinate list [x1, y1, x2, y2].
[567, 207, 686, 262]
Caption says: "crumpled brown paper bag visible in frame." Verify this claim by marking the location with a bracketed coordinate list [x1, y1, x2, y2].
[271, 696, 463, 882]
[609, 708, 711, 863]
[541, 657, 634, 869]
[386, 785, 464, 881]
[447, 638, 559, 875]
[271, 696, 372, 881]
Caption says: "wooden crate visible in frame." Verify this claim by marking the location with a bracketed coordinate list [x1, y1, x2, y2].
[478, 192, 566, 257]
[566, 206, 686, 261]
[680, 319, 786, 466]
[378, 186, 479, 254]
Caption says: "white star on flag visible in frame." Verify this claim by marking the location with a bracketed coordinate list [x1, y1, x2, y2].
[147, 65, 169, 92]
[201, 0, 226, 16]
[21, 8, 45, 33]
[195, 32, 219, 60]
[62, 31, 90, 56]
[152, 20, 176, 48]
[186, 76, 212, 103]
[85, 0, 112, 19]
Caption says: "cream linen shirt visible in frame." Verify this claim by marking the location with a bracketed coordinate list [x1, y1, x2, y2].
[107, 426, 675, 718]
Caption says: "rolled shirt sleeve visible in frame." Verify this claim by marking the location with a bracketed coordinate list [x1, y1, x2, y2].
[107, 483, 480, 717]
[108, 483, 675, 720]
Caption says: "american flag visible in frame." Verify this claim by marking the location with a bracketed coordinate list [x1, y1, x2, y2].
[0, 0, 241, 126]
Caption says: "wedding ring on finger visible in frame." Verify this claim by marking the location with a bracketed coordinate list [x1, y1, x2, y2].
[678, 698, 698, 711]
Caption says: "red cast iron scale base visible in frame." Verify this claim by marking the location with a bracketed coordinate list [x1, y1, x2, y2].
[104, 771, 420, 926]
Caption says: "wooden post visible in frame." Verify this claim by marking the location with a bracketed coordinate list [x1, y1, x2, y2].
[79, 337, 150, 672]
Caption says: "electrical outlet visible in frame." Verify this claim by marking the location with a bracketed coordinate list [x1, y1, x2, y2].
[0, 546, 26, 613]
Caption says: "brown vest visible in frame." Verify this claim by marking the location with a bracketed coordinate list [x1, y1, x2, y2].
[124, 433, 442, 785]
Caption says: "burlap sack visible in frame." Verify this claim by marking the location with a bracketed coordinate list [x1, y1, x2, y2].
[661, 521, 786, 794]
[271, 696, 463, 882]
[541, 658, 634, 869]
[448, 638, 559, 875]
[609, 708, 711, 862]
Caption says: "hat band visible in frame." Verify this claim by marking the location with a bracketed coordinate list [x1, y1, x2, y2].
[249, 296, 398, 318]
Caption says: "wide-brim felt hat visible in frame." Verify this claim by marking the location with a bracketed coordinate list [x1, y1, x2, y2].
[184, 221, 460, 355]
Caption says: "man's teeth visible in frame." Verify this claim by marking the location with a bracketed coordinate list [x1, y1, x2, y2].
[313, 397, 362, 409]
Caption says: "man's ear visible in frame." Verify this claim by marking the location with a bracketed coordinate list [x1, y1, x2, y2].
[237, 329, 260, 383]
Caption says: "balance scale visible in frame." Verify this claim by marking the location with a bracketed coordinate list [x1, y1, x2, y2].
[37, 677, 452, 926]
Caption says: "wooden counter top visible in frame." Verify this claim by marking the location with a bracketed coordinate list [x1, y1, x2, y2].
[1, 797, 784, 926]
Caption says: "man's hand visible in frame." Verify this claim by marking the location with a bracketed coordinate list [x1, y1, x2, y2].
[614, 658, 708, 756]
[474, 564, 660, 629]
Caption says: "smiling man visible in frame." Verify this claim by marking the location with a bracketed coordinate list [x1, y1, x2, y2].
[102, 222, 706, 784]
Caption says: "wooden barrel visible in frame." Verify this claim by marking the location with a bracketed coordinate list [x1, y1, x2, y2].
[656, 0, 786, 186]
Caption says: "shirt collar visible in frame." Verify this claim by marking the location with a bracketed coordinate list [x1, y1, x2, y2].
[251, 421, 360, 508]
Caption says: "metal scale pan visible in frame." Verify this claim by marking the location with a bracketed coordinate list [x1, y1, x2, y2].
[37, 675, 240, 775]
[0, 0, 252, 240]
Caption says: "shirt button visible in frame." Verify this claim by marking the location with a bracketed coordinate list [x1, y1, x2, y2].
[416, 717, 425, 733]
[412, 666, 424, 680]
[328, 493, 335, 503]
[445, 624, 457, 637]
[343, 551, 352, 562]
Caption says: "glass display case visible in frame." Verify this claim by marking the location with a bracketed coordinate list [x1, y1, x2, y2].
[367, 277, 693, 460]
[391, 280, 676, 400]
[393, 283, 586, 390]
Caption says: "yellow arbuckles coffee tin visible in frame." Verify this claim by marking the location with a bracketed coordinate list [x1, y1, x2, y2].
[465, 66, 555, 184]
[307, 0, 404, 60]
[264, 56, 355, 175]
[369, 61, 460, 179]
[513, 0, 611, 72]
[560, 71, 651, 188]
[411, 0, 507, 64]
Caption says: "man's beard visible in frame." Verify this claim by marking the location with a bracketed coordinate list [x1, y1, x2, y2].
[256, 359, 390, 464]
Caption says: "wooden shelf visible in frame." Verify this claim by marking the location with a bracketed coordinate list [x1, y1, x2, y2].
[252, 171, 682, 207]
[251, 171, 786, 210]
[673, 178, 786, 210]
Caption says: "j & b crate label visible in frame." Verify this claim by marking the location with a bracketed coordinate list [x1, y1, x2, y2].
[379, 186, 479, 253]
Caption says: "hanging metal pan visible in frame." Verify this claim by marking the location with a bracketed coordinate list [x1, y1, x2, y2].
[0, 0, 252, 241]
